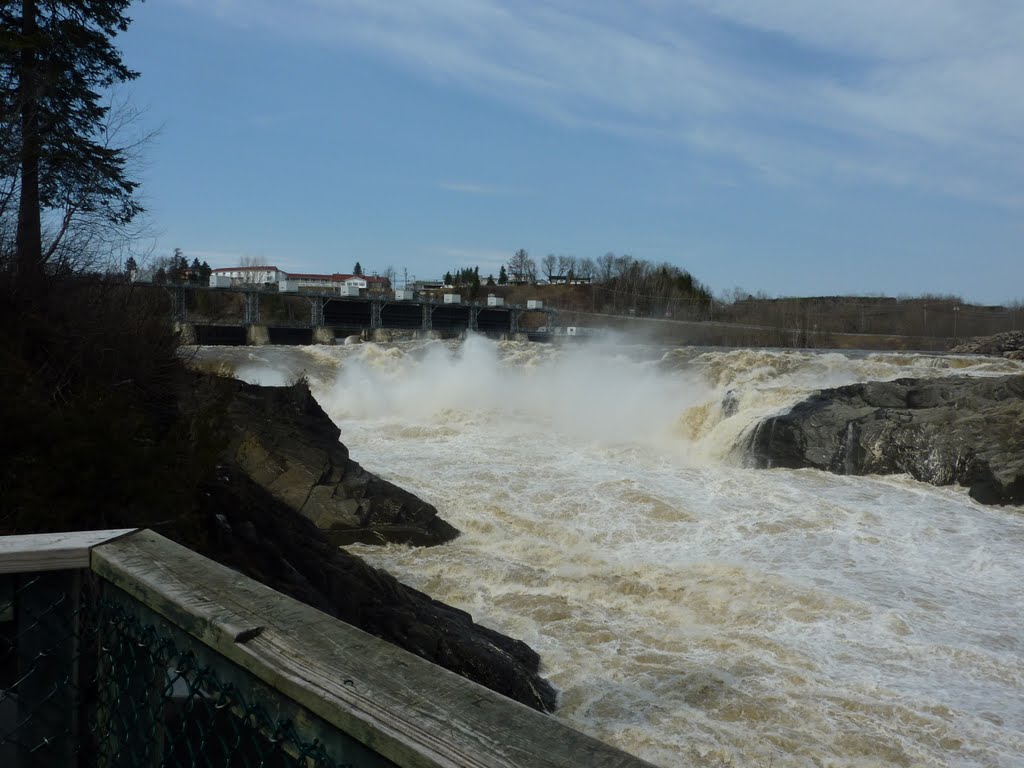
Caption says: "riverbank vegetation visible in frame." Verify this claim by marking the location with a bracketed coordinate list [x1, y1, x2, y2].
[494, 278, 1021, 347]
[0, 1, 220, 537]
[0, 274, 223, 539]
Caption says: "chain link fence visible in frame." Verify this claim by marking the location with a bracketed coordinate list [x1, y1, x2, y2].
[1, 572, 368, 767]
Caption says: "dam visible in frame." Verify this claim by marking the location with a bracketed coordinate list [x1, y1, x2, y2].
[166, 284, 558, 345]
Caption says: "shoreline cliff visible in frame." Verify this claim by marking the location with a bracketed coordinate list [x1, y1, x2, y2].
[184, 371, 559, 712]
[747, 373, 1024, 505]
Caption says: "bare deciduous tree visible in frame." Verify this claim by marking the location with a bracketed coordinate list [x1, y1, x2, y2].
[541, 253, 557, 282]
[508, 248, 536, 284]
[557, 254, 577, 277]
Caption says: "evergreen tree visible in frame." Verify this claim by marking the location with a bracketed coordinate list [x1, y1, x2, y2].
[124, 255, 137, 280]
[486, 274, 495, 287]
[1, 0, 141, 288]
[498, 265, 508, 285]
[169, 248, 186, 283]
[353, 261, 363, 276]
[444, 271, 453, 286]
[199, 261, 212, 282]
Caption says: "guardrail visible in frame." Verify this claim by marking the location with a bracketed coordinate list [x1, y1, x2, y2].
[0, 530, 654, 767]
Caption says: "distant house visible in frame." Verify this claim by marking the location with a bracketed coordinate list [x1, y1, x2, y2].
[211, 266, 389, 295]
[211, 266, 286, 285]
[549, 274, 591, 286]
[363, 276, 391, 294]
[285, 273, 350, 292]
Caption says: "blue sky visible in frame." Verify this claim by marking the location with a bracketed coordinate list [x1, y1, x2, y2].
[117, 1, 1024, 303]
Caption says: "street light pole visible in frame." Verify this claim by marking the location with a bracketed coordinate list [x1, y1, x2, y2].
[953, 305, 960, 340]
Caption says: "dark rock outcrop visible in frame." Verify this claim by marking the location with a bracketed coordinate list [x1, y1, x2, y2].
[217, 376, 459, 546]
[951, 330, 1024, 359]
[747, 374, 1024, 505]
[179, 373, 558, 711]
[197, 466, 558, 713]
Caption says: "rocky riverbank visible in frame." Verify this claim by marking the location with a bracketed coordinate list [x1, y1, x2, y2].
[0, 277, 556, 712]
[184, 372, 558, 712]
[218, 375, 459, 546]
[747, 373, 1024, 505]
[951, 330, 1024, 359]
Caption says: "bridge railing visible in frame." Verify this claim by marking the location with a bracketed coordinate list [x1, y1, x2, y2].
[0, 530, 653, 768]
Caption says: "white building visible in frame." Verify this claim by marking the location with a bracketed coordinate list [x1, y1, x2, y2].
[211, 266, 286, 285]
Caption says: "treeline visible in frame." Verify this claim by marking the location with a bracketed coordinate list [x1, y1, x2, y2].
[717, 294, 1024, 341]
[149, 248, 212, 285]
[587, 255, 712, 317]
[443, 266, 488, 298]
[498, 249, 712, 316]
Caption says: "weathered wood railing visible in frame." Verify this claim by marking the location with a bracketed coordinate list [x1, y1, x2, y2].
[0, 529, 655, 767]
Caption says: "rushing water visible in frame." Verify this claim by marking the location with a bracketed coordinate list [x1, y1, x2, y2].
[193, 338, 1024, 768]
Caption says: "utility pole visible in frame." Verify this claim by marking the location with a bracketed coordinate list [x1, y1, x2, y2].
[953, 305, 960, 340]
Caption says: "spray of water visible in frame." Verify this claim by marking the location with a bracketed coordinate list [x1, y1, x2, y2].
[189, 339, 1024, 767]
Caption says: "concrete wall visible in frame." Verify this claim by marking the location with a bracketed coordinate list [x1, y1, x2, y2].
[246, 325, 270, 346]
[313, 327, 336, 345]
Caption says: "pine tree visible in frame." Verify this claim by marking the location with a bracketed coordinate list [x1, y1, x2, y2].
[124, 255, 137, 280]
[353, 261, 363, 276]
[2, 0, 141, 288]
[498, 265, 508, 285]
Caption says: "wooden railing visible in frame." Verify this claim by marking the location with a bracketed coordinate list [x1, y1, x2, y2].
[0, 529, 656, 768]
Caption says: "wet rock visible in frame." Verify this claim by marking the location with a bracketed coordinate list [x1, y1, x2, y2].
[721, 390, 740, 418]
[180, 373, 558, 711]
[950, 330, 1024, 357]
[218, 377, 459, 546]
[199, 467, 558, 712]
[747, 374, 1024, 505]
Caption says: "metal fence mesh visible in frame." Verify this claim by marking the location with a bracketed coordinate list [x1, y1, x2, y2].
[1, 573, 342, 767]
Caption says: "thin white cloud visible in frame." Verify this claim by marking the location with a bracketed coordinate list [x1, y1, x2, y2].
[171, 0, 1024, 206]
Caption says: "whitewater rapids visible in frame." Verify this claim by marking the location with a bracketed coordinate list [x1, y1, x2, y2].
[192, 338, 1024, 768]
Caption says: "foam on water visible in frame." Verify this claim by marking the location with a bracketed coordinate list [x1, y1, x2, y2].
[190, 340, 1024, 767]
